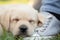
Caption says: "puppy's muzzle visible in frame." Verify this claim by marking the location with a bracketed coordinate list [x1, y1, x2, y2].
[19, 25, 28, 33]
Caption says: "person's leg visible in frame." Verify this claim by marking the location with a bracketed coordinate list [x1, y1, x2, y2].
[37, 0, 60, 36]
[48, 12, 60, 20]
[40, 0, 60, 14]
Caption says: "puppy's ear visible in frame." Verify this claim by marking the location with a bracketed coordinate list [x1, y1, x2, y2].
[38, 13, 46, 27]
[0, 10, 11, 31]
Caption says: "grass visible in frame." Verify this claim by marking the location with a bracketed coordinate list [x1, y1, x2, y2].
[0, 31, 24, 40]
[0, 25, 60, 40]
[50, 34, 60, 40]
[0, 25, 23, 40]
[0, 31, 60, 40]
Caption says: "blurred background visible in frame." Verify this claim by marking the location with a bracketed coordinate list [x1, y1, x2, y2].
[0, 0, 32, 4]
[0, 0, 41, 11]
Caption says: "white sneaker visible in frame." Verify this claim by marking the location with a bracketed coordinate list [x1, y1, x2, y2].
[35, 12, 60, 36]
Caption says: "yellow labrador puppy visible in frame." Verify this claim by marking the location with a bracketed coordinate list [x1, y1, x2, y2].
[0, 4, 44, 37]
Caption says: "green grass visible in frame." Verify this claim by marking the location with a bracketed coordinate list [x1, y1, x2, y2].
[0, 25, 23, 40]
[0, 31, 60, 40]
[0, 31, 23, 40]
[50, 34, 60, 40]
[0, 26, 60, 40]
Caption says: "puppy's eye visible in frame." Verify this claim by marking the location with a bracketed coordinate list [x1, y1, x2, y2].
[29, 20, 34, 24]
[13, 19, 19, 21]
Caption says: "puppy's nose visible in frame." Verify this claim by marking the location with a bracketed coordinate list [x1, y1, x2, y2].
[19, 25, 28, 32]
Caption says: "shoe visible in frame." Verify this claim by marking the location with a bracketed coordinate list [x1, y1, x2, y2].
[35, 12, 60, 36]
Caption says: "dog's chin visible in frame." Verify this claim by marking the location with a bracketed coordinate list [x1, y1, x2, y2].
[15, 32, 30, 38]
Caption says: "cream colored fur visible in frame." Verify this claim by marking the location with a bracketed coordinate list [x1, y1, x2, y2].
[0, 4, 44, 37]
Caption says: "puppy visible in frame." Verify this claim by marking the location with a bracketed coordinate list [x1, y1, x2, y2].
[0, 4, 45, 37]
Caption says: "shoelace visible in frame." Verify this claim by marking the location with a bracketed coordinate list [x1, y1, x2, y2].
[33, 13, 53, 36]
[39, 15, 53, 32]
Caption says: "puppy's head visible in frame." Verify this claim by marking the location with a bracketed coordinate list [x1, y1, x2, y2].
[0, 5, 44, 37]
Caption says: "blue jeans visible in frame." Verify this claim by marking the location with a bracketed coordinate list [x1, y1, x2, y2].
[40, 0, 60, 14]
